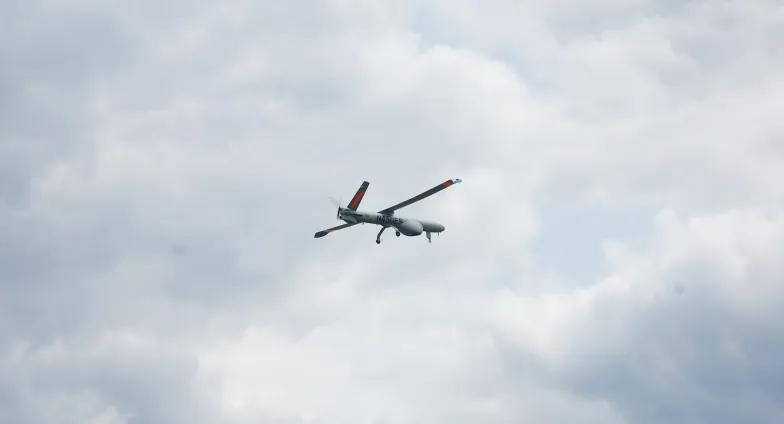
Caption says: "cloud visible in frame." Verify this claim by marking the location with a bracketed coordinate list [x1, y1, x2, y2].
[494, 208, 784, 423]
[2, 0, 783, 423]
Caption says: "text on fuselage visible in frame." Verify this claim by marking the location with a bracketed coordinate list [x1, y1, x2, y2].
[376, 214, 403, 225]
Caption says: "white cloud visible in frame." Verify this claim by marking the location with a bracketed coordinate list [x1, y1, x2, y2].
[2, 0, 783, 423]
[494, 207, 784, 422]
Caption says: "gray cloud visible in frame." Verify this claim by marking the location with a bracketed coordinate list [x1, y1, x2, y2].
[494, 209, 784, 424]
[2, 0, 783, 423]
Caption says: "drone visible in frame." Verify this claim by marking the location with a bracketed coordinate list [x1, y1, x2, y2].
[314, 178, 462, 244]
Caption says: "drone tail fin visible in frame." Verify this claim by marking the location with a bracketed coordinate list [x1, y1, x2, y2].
[347, 181, 369, 210]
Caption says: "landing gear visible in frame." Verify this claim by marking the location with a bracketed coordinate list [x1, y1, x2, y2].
[396, 231, 400, 237]
[376, 226, 387, 244]
[426, 232, 431, 243]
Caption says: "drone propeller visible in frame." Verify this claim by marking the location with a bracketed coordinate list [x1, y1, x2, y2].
[327, 196, 342, 219]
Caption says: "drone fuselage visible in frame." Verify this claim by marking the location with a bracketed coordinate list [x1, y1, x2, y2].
[338, 208, 444, 236]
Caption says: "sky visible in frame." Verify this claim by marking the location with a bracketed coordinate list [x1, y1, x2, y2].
[2, 0, 784, 423]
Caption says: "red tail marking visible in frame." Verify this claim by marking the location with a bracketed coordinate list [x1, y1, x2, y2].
[350, 190, 365, 209]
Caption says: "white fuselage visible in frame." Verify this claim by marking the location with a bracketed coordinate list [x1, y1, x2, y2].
[339, 208, 445, 236]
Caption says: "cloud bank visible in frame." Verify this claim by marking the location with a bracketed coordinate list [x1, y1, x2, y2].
[2, 0, 783, 423]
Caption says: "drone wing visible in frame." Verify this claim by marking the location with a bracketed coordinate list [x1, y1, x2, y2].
[314, 222, 358, 238]
[378, 178, 462, 215]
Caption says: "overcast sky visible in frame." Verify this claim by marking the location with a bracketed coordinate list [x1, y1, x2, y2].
[2, 1, 784, 423]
